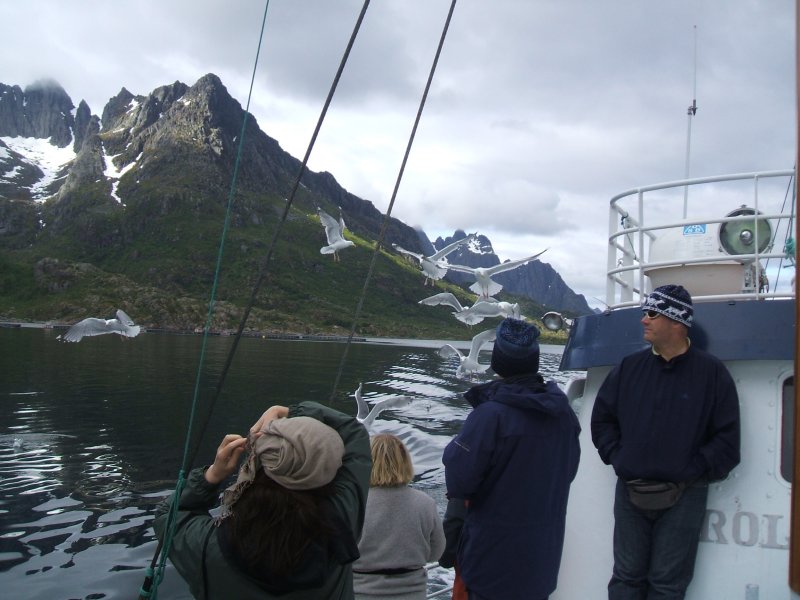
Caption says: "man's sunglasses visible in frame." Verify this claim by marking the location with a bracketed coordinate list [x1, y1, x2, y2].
[643, 310, 661, 319]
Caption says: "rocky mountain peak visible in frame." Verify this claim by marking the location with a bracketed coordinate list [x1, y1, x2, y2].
[0, 79, 74, 147]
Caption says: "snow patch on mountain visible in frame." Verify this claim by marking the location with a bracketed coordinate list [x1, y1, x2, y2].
[1, 136, 75, 200]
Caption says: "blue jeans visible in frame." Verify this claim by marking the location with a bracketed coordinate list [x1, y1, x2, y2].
[608, 477, 708, 600]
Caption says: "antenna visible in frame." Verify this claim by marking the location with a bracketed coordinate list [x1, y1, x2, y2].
[683, 25, 698, 218]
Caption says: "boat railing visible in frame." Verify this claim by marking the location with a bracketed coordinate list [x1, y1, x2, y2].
[423, 561, 453, 599]
[605, 169, 796, 308]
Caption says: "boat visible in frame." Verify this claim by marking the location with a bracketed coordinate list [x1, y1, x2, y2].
[543, 169, 797, 599]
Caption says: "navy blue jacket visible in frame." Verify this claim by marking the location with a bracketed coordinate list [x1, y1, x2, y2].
[591, 345, 740, 482]
[443, 374, 581, 599]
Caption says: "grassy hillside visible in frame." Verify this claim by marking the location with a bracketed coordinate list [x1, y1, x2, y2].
[0, 192, 568, 344]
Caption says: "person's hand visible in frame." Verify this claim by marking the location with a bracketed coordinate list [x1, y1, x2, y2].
[250, 405, 289, 437]
[204, 434, 247, 485]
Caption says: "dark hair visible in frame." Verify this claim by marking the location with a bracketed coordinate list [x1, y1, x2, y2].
[227, 468, 336, 574]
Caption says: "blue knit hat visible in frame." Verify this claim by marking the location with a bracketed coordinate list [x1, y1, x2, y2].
[642, 284, 693, 327]
[490, 317, 540, 377]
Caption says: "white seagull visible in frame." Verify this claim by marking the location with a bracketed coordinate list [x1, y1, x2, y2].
[58, 309, 141, 343]
[418, 292, 521, 326]
[454, 300, 521, 325]
[353, 383, 413, 431]
[392, 233, 476, 285]
[437, 328, 496, 378]
[446, 249, 548, 300]
[318, 207, 355, 261]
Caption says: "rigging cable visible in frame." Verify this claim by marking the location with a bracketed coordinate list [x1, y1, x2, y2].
[766, 166, 797, 291]
[138, 3, 273, 597]
[329, 0, 459, 402]
[139, 2, 374, 598]
[185, 0, 372, 467]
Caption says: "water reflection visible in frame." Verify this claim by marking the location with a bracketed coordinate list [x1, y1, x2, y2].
[0, 329, 575, 599]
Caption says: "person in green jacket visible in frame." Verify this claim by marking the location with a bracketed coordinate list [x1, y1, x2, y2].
[153, 401, 372, 600]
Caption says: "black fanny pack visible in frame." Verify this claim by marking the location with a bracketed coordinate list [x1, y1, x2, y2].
[625, 478, 687, 510]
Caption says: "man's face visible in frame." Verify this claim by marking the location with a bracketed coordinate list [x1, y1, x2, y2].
[641, 310, 673, 345]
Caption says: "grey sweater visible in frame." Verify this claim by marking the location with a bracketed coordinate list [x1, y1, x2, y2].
[353, 486, 445, 599]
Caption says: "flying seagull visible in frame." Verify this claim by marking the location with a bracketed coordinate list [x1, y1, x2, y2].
[454, 300, 521, 325]
[353, 383, 413, 431]
[318, 207, 355, 261]
[437, 328, 496, 378]
[446, 249, 548, 300]
[392, 233, 477, 285]
[419, 292, 521, 326]
[58, 309, 141, 343]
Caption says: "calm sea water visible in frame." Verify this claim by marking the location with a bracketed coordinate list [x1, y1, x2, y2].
[0, 327, 573, 599]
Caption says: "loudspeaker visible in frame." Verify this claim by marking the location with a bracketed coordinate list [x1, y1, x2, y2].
[542, 311, 571, 332]
[718, 206, 771, 256]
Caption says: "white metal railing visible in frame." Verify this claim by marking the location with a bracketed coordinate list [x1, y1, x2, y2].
[425, 562, 453, 599]
[605, 169, 796, 308]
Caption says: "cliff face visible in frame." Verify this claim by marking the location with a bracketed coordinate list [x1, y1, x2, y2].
[0, 80, 75, 146]
[0, 74, 589, 333]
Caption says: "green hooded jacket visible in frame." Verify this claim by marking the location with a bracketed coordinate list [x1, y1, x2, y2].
[153, 401, 371, 599]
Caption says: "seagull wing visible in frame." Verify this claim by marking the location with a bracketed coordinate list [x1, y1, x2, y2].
[443, 263, 476, 276]
[114, 309, 141, 338]
[504, 302, 522, 319]
[483, 248, 548, 276]
[361, 395, 413, 429]
[60, 318, 115, 342]
[353, 383, 370, 421]
[392, 244, 424, 263]
[373, 395, 413, 413]
[318, 209, 344, 244]
[429, 233, 476, 261]
[466, 328, 497, 363]
[462, 301, 504, 318]
[115, 309, 135, 326]
[454, 301, 503, 325]
[437, 343, 464, 360]
[418, 292, 464, 312]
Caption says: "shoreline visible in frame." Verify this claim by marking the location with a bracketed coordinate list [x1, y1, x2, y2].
[0, 320, 565, 350]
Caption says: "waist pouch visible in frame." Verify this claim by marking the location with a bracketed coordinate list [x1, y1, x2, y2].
[626, 478, 687, 510]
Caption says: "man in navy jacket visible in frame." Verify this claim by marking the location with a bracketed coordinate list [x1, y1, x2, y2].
[591, 284, 740, 599]
[443, 317, 581, 600]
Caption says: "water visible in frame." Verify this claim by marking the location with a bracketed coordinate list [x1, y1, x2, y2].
[0, 328, 573, 599]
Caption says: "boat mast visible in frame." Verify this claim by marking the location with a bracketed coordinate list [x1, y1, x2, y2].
[682, 25, 698, 218]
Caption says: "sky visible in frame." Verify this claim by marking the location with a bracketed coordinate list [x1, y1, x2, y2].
[1, 0, 796, 308]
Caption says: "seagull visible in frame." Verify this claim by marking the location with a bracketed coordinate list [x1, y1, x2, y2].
[454, 300, 521, 325]
[437, 328, 496, 378]
[446, 249, 548, 300]
[353, 383, 413, 431]
[392, 233, 476, 285]
[58, 309, 141, 342]
[318, 207, 355, 261]
[418, 292, 521, 326]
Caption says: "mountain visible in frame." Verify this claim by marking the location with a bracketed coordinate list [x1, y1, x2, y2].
[431, 231, 592, 315]
[0, 76, 588, 338]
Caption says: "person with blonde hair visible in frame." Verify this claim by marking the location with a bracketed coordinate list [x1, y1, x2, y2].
[353, 433, 445, 600]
